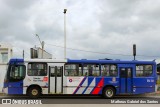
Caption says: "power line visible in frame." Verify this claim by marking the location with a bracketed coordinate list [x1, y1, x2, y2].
[12, 46, 30, 58]
[45, 43, 160, 58]
[0, 42, 30, 58]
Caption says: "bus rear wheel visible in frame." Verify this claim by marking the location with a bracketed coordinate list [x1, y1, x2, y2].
[28, 86, 41, 98]
[102, 87, 115, 98]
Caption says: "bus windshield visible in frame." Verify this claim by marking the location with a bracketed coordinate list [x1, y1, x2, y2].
[8, 65, 26, 82]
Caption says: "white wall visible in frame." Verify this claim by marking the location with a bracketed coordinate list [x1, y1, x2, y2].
[37, 47, 52, 59]
[0, 65, 7, 91]
[0, 43, 12, 93]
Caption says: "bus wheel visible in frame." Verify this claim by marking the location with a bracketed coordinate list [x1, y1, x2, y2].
[102, 87, 115, 98]
[28, 86, 41, 98]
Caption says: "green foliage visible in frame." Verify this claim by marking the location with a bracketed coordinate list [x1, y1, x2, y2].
[157, 80, 160, 85]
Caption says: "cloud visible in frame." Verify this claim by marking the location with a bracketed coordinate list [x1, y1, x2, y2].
[0, 0, 160, 60]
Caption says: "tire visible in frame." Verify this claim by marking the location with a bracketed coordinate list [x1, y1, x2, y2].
[102, 87, 115, 98]
[28, 86, 41, 99]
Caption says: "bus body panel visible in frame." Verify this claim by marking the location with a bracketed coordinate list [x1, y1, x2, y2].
[3, 58, 25, 95]
[64, 77, 119, 94]
[8, 81, 23, 94]
[3, 58, 157, 97]
[132, 87, 155, 94]
[132, 77, 155, 94]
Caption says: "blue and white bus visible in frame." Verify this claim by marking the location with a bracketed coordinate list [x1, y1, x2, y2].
[3, 58, 157, 98]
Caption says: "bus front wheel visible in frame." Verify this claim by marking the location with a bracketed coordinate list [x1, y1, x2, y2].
[102, 87, 115, 98]
[28, 86, 41, 98]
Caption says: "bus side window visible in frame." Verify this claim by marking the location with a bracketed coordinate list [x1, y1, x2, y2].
[101, 64, 117, 77]
[83, 64, 88, 76]
[88, 66, 93, 76]
[83, 64, 100, 76]
[64, 64, 82, 76]
[110, 65, 117, 76]
[101, 65, 109, 76]
[28, 63, 47, 76]
[136, 65, 153, 77]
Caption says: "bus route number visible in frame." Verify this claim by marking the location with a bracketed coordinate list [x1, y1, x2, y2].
[147, 79, 154, 83]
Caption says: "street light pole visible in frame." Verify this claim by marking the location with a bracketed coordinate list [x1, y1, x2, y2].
[42, 41, 44, 59]
[64, 9, 67, 59]
[23, 50, 24, 58]
[36, 34, 44, 58]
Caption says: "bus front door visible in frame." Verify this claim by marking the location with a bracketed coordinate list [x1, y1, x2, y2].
[49, 66, 63, 94]
[120, 67, 133, 94]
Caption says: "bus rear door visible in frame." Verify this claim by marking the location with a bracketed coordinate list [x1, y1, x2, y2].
[119, 65, 133, 94]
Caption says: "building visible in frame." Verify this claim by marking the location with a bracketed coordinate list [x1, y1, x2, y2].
[0, 43, 13, 92]
[30, 47, 52, 59]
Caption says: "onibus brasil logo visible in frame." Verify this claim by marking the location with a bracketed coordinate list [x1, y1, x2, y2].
[2, 99, 42, 104]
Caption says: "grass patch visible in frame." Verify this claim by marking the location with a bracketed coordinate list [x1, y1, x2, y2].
[157, 80, 160, 85]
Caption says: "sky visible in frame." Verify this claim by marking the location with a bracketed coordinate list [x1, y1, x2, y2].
[0, 0, 160, 60]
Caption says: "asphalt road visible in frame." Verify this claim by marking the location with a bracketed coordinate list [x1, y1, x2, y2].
[0, 95, 160, 104]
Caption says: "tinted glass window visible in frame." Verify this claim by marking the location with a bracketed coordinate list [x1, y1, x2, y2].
[120, 68, 126, 78]
[83, 64, 100, 76]
[50, 67, 55, 77]
[136, 65, 153, 77]
[157, 64, 160, 75]
[9, 65, 26, 81]
[120, 68, 132, 78]
[50, 66, 62, 77]
[65, 64, 82, 76]
[28, 63, 47, 76]
[127, 68, 132, 78]
[101, 64, 117, 77]
[57, 67, 62, 77]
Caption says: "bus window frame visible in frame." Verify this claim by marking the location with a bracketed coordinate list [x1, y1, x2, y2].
[101, 64, 118, 77]
[8, 64, 26, 82]
[64, 63, 82, 76]
[136, 64, 153, 77]
[27, 62, 48, 76]
[83, 63, 100, 77]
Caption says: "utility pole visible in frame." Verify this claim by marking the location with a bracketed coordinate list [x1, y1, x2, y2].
[64, 9, 67, 59]
[36, 34, 44, 58]
[23, 50, 24, 58]
[42, 41, 44, 59]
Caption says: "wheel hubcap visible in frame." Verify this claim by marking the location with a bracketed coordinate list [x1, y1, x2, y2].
[32, 89, 38, 96]
[106, 89, 113, 97]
